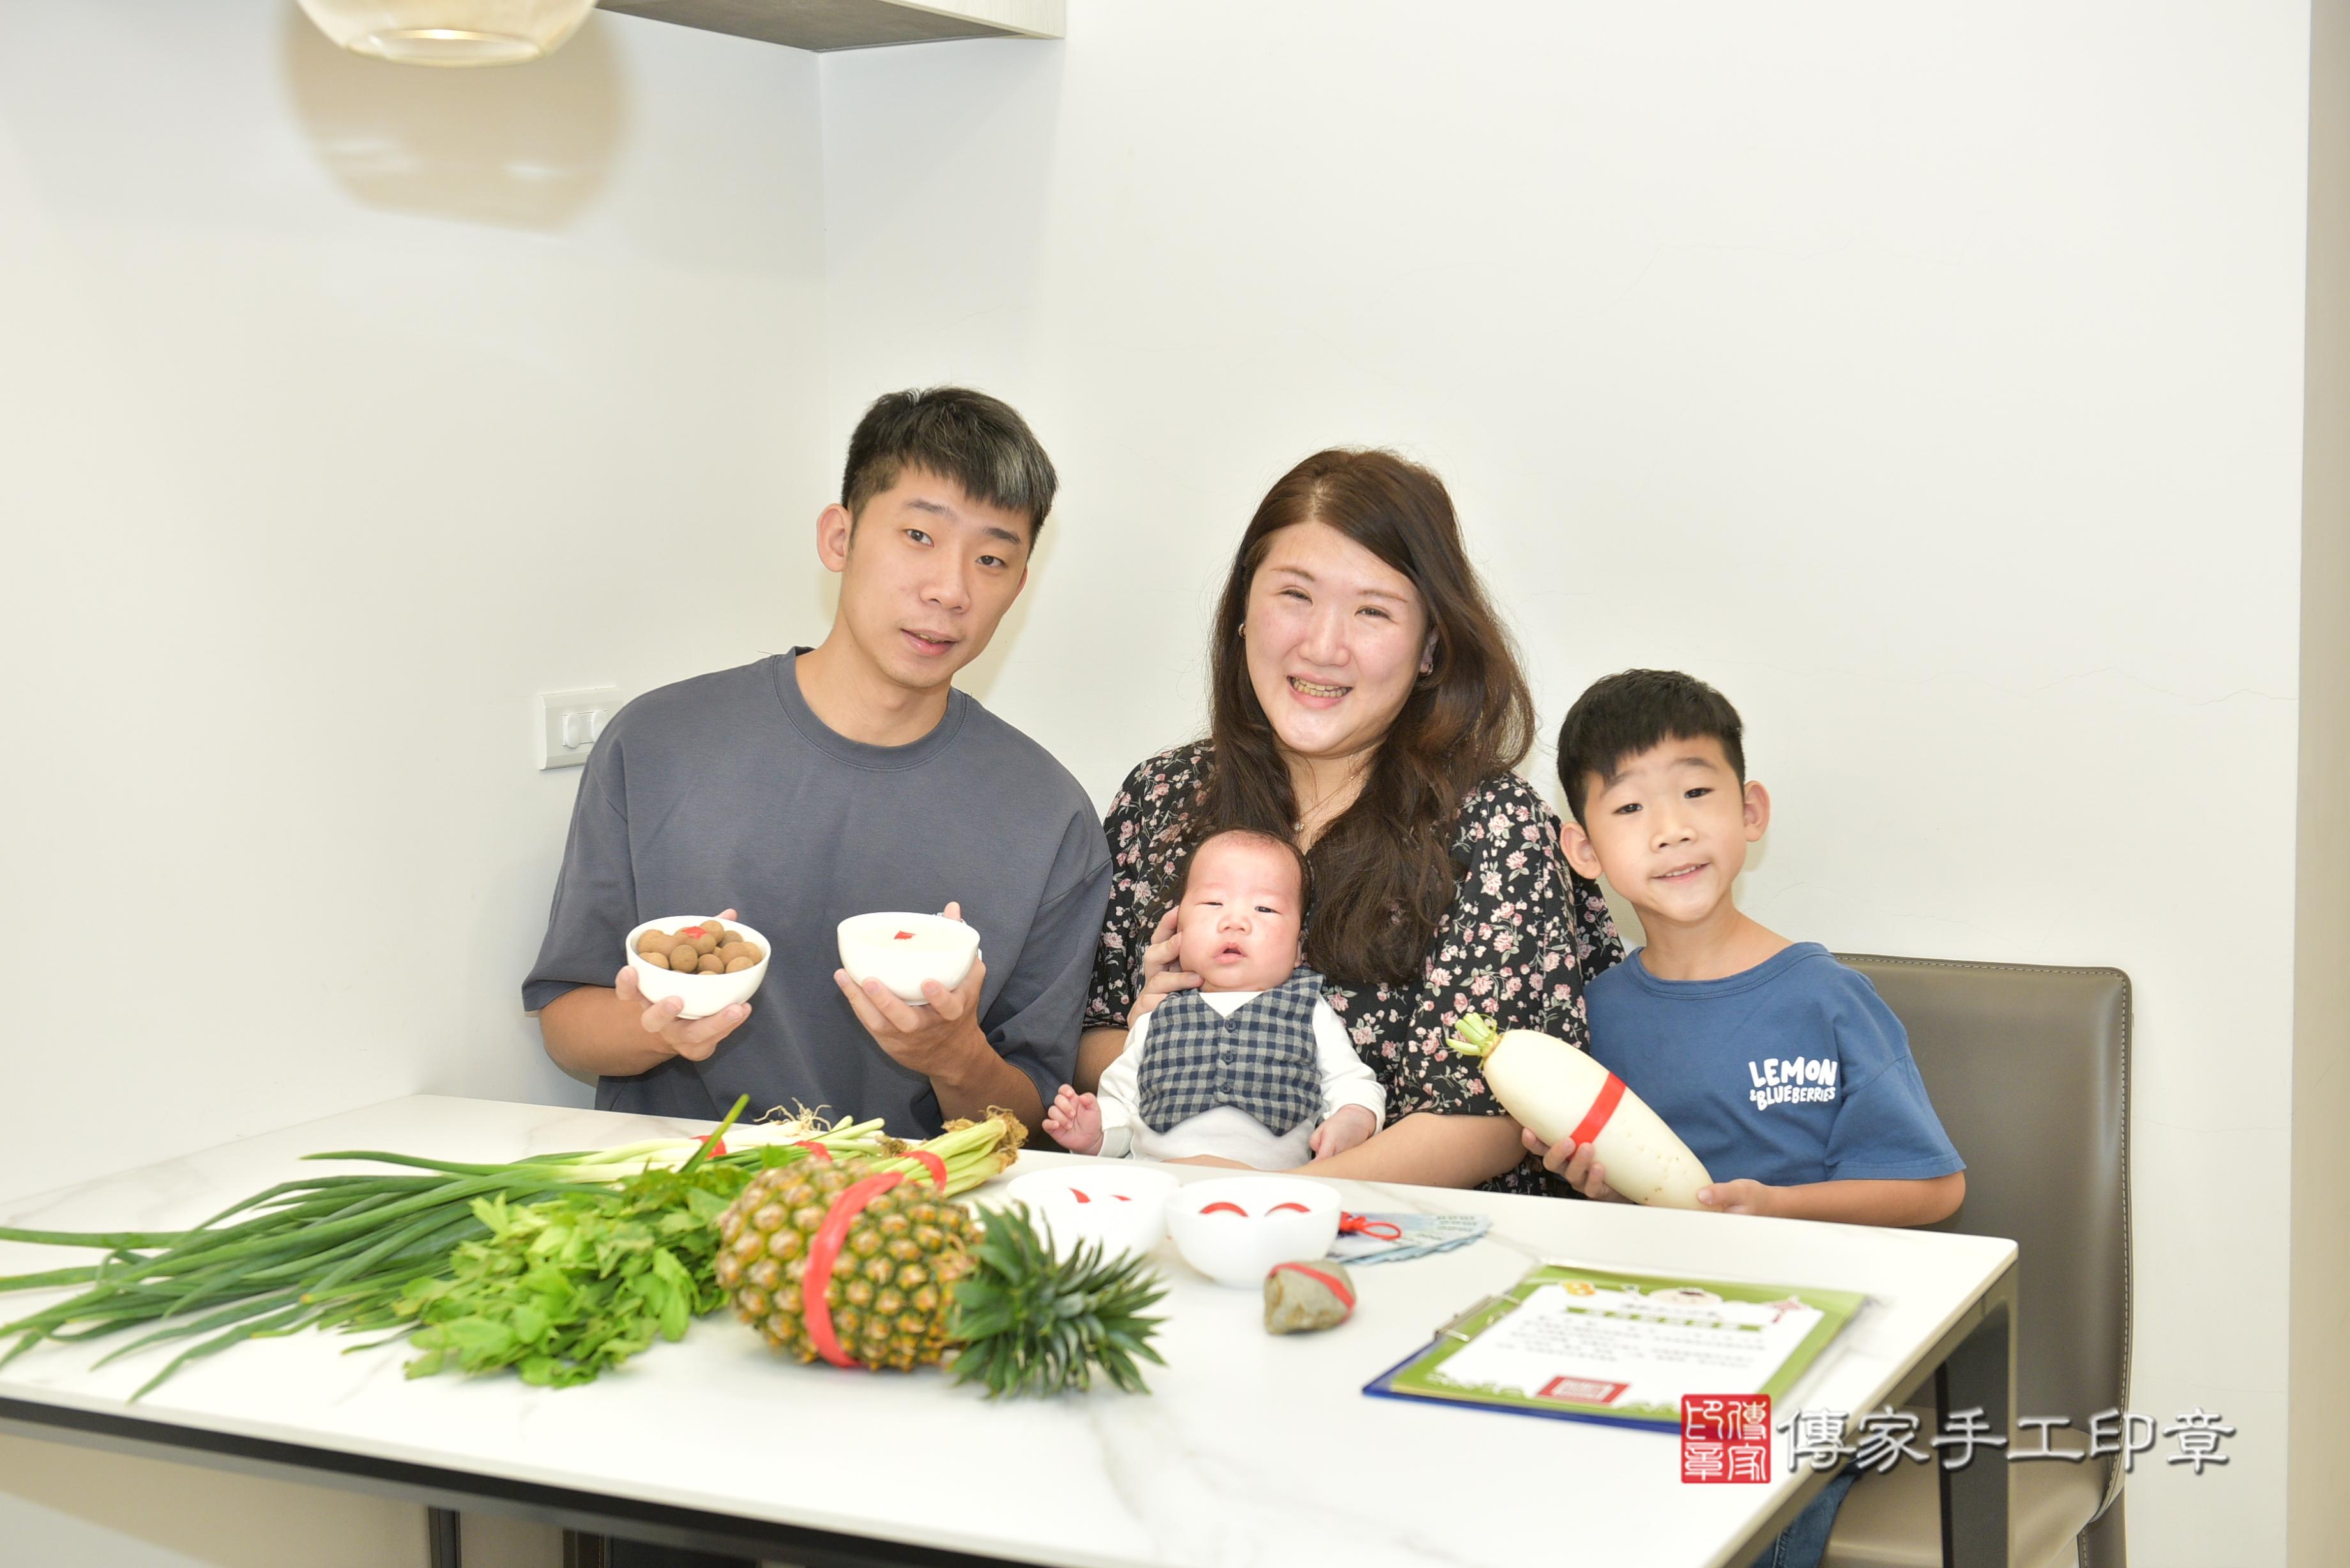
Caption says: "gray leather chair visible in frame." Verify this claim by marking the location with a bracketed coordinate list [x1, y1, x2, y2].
[1823, 956, 2131, 1568]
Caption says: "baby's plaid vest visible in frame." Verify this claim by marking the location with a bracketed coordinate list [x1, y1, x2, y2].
[1135, 967, 1324, 1136]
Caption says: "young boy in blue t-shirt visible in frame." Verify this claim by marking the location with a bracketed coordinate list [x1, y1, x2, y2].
[1529, 669, 1965, 1226]
[1533, 670, 1965, 1568]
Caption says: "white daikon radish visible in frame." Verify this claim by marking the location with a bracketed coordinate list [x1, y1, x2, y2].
[1450, 1014, 1715, 1210]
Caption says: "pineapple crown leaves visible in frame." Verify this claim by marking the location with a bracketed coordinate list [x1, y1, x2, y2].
[949, 1202, 1167, 1399]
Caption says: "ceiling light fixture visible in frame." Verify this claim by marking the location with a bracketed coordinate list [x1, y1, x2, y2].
[295, 0, 597, 66]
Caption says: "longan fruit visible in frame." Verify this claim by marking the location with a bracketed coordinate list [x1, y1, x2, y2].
[692, 931, 720, 956]
[739, 944, 764, 965]
[725, 956, 755, 974]
[669, 942, 700, 970]
[701, 917, 727, 939]
[641, 949, 673, 970]
[696, 953, 726, 975]
[716, 941, 750, 965]
[636, 931, 671, 953]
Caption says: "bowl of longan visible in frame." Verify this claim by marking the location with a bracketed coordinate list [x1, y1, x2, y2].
[625, 915, 771, 1020]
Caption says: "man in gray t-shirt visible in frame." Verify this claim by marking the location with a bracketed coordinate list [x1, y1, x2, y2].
[524, 389, 1109, 1140]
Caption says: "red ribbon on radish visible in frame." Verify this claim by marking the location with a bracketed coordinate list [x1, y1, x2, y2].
[1568, 1072, 1629, 1149]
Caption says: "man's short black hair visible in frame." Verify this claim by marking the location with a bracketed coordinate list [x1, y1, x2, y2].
[1555, 669, 1747, 825]
[841, 386, 1058, 540]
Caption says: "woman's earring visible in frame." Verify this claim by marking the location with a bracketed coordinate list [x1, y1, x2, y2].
[1236, 622, 1247, 638]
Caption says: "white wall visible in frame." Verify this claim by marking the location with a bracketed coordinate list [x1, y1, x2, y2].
[0, 2, 826, 1562]
[0, 0, 829, 1204]
[819, 4, 2311, 1560]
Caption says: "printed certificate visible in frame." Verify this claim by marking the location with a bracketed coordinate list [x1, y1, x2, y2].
[1367, 1263, 1865, 1428]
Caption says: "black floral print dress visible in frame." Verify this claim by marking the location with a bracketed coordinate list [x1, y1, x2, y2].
[1083, 741, 1625, 1195]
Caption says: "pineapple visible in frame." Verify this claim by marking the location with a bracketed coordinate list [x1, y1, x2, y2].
[714, 1156, 1167, 1396]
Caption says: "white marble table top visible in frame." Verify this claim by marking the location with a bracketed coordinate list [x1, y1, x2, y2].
[0, 1096, 2014, 1568]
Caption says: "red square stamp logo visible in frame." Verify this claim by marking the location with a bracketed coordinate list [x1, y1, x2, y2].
[1682, 1394, 1772, 1484]
[1538, 1375, 1630, 1405]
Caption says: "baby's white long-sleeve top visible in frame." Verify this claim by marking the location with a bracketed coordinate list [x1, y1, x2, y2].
[1093, 990, 1386, 1168]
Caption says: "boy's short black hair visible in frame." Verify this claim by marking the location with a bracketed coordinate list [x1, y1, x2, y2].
[841, 386, 1058, 540]
[1555, 670, 1747, 825]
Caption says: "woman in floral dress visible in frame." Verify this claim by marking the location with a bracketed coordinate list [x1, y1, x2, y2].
[1079, 449, 1621, 1193]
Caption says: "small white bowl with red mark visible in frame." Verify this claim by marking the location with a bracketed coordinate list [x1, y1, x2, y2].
[1165, 1177, 1343, 1287]
[837, 912, 982, 1005]
[1001, 1165, 1179, 1263]
[624, 915, 772, 1021]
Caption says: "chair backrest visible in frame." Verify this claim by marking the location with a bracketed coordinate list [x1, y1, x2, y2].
[1835, 954, 2131, 1509]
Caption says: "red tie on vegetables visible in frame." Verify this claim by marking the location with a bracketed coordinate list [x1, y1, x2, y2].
[0, 1099, 1024, 1396]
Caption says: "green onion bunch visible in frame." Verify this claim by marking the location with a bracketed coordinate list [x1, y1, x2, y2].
[0, 1097, 896, 1396]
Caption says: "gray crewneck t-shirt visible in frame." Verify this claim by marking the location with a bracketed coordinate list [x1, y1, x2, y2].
[522, 652, 1112, 1138]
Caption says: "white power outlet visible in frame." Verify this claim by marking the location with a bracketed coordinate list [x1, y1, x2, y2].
[537, 688, 622, 770]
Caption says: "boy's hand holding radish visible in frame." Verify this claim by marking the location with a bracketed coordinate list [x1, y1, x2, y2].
[1522, 1127, 1631, 1203]
[1044, 1085, 1105, 1156]
[1528, 1126, 1783, 1214]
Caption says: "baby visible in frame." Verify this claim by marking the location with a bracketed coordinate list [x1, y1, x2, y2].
[1045, 827, 1384, 1167]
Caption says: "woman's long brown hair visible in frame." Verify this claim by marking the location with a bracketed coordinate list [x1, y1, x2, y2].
[1197, 449, 1536, 989]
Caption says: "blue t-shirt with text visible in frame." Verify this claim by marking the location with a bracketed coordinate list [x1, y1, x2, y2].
[1583, 944, 1963, 1188]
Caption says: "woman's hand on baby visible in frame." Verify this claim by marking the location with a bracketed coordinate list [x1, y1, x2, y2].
[1522, 1127, 1628, 1202]
[1126, 906, 1201, 1025]
[1042, 1085, 1105, 1156]
[1310, 1104, 1379, 1161]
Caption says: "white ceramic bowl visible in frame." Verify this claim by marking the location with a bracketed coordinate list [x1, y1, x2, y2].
[836, 911, 980, 1005]
[1001, 1165, 1180, 1263]
[624, 915, 771, 1021]
[1164, 1176, 1343, 1288]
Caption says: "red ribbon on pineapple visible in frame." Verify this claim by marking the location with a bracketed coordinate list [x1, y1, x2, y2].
[797, 1149, 952, 1368]
[800, 1172, 906, 1368]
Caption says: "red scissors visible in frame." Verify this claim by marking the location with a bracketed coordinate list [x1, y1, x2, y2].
[1338, 1212, 1404, 1241]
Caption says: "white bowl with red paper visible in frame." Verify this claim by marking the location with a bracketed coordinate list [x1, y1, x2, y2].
[1001, 1165, 1179, 1263]
[836, 911, 981, 1004]
[1164, 1177, 1343, 1287]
